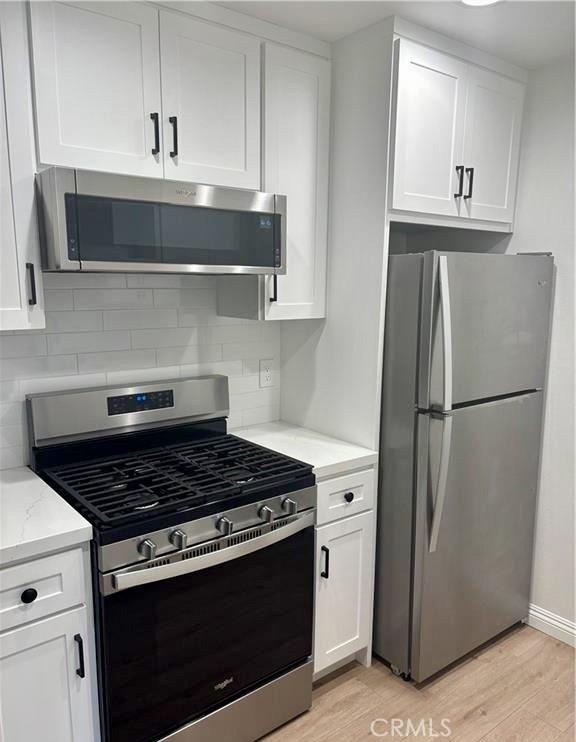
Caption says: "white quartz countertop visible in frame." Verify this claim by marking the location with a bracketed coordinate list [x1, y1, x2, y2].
[0, 468, 92, 566]
[235, 422, 378, 480]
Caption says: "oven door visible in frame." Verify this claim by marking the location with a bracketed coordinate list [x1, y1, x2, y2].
[98, 514, 314, 742]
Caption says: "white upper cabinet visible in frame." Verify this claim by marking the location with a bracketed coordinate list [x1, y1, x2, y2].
[392, 39, 468, 218]
[160, 12, 261, 189]
[0, 2, 44, 331]
[263, 44, 330, 319]
[29, 2, 162, 177]
[461, 67, 525, 223]
[391, 38, 525, 226]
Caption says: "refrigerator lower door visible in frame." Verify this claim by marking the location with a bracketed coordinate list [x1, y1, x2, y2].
[419, 252, 553, 411]
[411, 391, 543, 682]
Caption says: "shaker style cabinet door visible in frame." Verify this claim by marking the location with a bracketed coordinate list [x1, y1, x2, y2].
[263, 44, 330, 319]
[392, 39, 468, 217]
[461, 67, 525, 223]
[160, 12, 261, 189]
[314, 511, 373, 674]
[0, 2, 44, 331]
[0, 606, 98, 742]
[29, 2, 162, 177]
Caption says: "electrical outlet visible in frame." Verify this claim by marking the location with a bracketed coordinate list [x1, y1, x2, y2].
[259, 359, 274, 388]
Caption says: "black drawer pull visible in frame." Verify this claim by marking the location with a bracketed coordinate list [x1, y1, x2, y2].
[150, 112, 160, 155]
[344, 491, 355, 503]
[26, 263, 37, 306]
[321, 545, 330, 579]
[169, 116, 178, 158]
[20, 588, 38, 604]
[464, 167, 475, 200]
[269, 274, 278, 303]
[454, 165, 464, 198]
[74, 634, 85, 678]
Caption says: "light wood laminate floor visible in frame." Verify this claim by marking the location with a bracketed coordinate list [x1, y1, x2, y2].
[265, 626, 575, 741]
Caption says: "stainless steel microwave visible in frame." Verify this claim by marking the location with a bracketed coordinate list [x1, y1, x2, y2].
[36, 168, 286, 275]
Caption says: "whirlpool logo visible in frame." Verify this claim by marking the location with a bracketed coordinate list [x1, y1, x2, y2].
[214, 677, 235, 691]
[175, 188, 197, 198]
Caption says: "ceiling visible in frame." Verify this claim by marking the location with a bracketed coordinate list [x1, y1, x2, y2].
[217, 1, 575, 69]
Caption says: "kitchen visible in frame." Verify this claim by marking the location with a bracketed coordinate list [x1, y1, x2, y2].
[0, 1, 574, 741]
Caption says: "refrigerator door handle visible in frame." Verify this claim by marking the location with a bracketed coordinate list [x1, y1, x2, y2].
[429, 415, 453, 553]
[438, 256, 453, 412]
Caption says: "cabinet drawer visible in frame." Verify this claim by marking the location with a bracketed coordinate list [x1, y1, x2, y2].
[0, 548, 85, 632]
[316, 468, 375, 525]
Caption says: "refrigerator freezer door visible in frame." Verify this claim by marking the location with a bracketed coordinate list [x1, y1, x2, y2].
[411, 391, 543, 683]
[419, 253, 553, 410]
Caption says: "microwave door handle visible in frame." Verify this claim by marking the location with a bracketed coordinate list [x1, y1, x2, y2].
[429, 414, 453, 553]
[438, 255, 453, 412]
[106, 511, 314, 595]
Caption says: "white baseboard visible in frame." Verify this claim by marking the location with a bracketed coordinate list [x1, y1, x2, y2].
[527, 603, 576, 647]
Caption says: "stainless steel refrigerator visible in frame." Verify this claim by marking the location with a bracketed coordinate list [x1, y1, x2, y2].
[374, 251, 554, 683]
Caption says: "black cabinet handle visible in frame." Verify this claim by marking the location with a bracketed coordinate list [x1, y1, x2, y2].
[20, 588, 38, 604]
[464, 167, 475, 200]
[150, 112, 160, 155]
[454, 165, 464, 198]
[26, 263, 37, 306]
[169, 116, 178, 158]
[321, 545, 330, 579]
[269, 274, 278, 303]
[344, 491, 355, 503]
[74, 634, 85, 678]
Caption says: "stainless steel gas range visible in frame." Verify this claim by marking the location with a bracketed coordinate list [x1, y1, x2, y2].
[26, 376, 316, 742]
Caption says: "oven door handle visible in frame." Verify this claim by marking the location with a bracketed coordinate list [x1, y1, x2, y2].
[106, 511, 315, 595]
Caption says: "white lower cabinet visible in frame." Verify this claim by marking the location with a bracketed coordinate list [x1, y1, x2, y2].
[314, 509, 374, 675]
[0, 606, 97, 742]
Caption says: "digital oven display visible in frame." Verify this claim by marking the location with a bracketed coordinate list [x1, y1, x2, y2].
[107, 390, 174, 416]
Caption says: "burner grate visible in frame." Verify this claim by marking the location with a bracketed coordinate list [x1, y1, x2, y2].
[44, 435, 311, 528]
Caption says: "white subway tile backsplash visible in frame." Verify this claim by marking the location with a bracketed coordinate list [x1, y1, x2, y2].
[103, 309, 178, 330]
[0, 334, 47, 358]
[46, 311, 103, 333]
[0, 279, 281, 469]
[127, 275, 215, 289]
[0, 355, 78, 380]
[44, 290, 74, 310]
[131, 328, 199, 349]
[74, 289, 154, 310]
[78, 350, 156, 374]
[47, 331, 130, 355]
[43, 273, 127, 289]
[156, 344, 222, 367]
[105, 366, 181, 386]
[222, 342, 279, 361]
[154, 289, 214, 308]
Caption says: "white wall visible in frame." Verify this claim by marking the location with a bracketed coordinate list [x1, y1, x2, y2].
[280, 19, 394, 451]
[0, 274, 281, 469]
[507, 57, 575, 626]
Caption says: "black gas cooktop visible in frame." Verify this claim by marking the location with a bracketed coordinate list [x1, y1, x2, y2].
[38, 428, 313, 538]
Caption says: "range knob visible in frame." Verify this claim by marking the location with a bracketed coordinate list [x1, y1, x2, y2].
[258, 505, 274, 524]
[282, 498, 298, 516]
[169, 529, 188, 551]
[138, 538, 157, 561]
[216, 516, 234, 536]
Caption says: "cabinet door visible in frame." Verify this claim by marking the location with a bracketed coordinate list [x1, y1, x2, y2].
[314, 511, 374, 674]
[263, 44, 330, 320]
[29, 2, 162, 177]
[0, 2, 44, 331]
[392, 39, 468, 217]
[0, 606, 98, 742]
[462, 67, 525, 223]
[160, 12, 260, 189]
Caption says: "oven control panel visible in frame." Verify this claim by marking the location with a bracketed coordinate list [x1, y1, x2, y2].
[107, 389, 174, 416]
